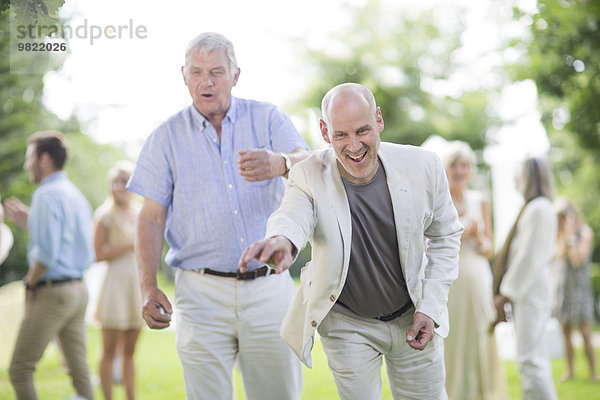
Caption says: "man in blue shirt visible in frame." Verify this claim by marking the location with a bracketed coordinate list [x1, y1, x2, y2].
[127, 32, 308, 400]
[5, 131, 94, 400]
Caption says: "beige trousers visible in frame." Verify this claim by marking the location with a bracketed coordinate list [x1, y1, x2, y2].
[318, 303, 447, 400]
[174, 269, 302, 400]
[9, 280, 93, 400]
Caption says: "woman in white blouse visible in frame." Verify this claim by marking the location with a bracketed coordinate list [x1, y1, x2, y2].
[493, 157, 558, 400]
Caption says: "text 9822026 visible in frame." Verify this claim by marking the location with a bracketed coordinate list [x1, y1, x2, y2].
[17, 42, 67, 52]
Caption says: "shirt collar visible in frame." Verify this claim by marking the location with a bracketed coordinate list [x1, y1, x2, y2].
[40, 170, 67, 186]
[189, 95, 238, 130]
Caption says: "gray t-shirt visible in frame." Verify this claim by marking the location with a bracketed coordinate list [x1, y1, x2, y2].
[338, 159, 412, 318]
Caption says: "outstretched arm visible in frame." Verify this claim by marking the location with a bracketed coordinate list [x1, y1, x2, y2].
[238, 236, 296, 274]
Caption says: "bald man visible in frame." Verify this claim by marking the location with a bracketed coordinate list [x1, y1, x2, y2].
[239, 83, 463, 399]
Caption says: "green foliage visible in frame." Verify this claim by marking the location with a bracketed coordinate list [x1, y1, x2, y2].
[512, 0, 600, 261]
[518, 0, 600, 152]
[6, 0, 65, 29]
[291, 0, 497, 151]
[0, 9, 128, 285]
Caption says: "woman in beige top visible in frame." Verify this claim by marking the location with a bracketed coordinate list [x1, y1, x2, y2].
[94, 161, 142, 400]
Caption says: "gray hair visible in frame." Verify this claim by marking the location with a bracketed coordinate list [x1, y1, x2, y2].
[520, 156, 554, 202]
[184, 32, 239, 77]
[442, 140, 477, 170]
[321, 83, 377, 125]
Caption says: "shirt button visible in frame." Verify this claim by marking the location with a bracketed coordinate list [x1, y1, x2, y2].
[311, 320, 318, 328]
[233, 210, 239, 215]
[228, 184, 233, 189]
[240, 238, 245, 243]
[329, 294, 336, 302]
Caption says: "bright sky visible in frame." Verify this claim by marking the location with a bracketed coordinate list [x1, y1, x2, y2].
[40, 0, 546, 245]
[43, 0, 544, 154]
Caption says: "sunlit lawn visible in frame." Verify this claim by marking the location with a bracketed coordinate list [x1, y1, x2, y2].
[1, 273, 598, 399]
[1, 326, 599, 399]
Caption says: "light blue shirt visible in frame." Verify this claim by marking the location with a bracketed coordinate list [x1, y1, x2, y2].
[28, 171, 94, 280]
[127, 97, 308, 272]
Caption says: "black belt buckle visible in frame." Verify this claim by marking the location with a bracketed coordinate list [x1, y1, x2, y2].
[236, 269, 258, 280]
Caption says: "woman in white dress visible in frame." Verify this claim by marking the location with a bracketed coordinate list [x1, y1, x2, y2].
[493, 157, 558, 400]
[442, 141, 508, 400]
[94, 161, 142, 400]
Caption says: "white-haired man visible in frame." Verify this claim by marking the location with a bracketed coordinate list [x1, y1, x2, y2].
[128, 32, 307, 399]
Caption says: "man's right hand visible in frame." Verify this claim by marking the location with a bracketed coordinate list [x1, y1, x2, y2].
[238, 236, 294, 274]
[141, 286, 172, 329]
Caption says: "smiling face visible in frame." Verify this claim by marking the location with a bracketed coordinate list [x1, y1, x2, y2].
[182, 47, 239, 123]
[110, 170, 132, 206]
[445, 158, 472, 191]
[320, 88, 384, 185]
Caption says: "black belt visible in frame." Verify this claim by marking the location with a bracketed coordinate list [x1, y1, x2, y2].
[374, 302, 414, 322]
[337, 300, 413, 322]
[38, 277, 82, 287]
[198, 266, 272, 280]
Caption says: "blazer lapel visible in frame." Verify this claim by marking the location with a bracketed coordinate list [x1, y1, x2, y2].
[321, 149, 352, 274]
[379, 147, 412, 272]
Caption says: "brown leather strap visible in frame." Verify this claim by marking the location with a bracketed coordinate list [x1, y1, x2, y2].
[200, 266, 272, 280]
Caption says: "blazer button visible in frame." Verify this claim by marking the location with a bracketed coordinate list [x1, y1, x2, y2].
[311, 320, 318, 327]
[329, 294, 336, 302]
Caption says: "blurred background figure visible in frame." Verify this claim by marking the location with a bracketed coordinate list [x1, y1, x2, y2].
[492, 156, 558, 400]
[0, 198, 14, 266]
[442, 141, 508, 400]
[553, 197, 597, 382]
[93, 161, 142, 400]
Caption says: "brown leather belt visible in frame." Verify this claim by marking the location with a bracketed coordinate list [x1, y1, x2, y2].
[197, 266, 272, 280]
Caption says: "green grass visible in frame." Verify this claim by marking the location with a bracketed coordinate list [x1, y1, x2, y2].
[1, 327, 599, 399]
[1, 272, 598, 399]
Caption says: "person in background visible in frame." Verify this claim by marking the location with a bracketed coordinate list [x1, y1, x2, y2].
[553, 197, 597, 382]
[0, 198, 14, 266]
[127, 32, 308, 399]
[492, 156, 558, 400]
[239, 83, 463, 399]
[442, 141, 508, 400]
[4, 131, 94, 400]
[94, 161, 142, 400]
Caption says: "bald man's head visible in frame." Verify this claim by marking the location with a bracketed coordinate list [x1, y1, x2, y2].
[321, 83, 377, 126]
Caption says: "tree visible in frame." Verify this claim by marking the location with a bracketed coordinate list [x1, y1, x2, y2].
[290, 0, 498, 153]
[0, 9, 127, 285]
[511, 0, 600, 260]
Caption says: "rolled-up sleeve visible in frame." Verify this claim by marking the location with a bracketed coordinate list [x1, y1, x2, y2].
[127, 128, 174, 207]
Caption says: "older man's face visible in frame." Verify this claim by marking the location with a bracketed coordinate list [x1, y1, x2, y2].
[182, 47, 239, 121]
[320, 95, 383, 185]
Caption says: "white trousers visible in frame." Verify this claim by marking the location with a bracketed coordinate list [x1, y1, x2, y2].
[513, 301, 558, 400]
[174, 269, 302, 400]
[318, 303, 447, 400]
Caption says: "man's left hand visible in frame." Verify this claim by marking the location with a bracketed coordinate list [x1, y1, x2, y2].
[238, 148, 285, 181]
[406, 312, 435, 350]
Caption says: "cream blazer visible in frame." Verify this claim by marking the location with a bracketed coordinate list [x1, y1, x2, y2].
[266, 143, 463, 367]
